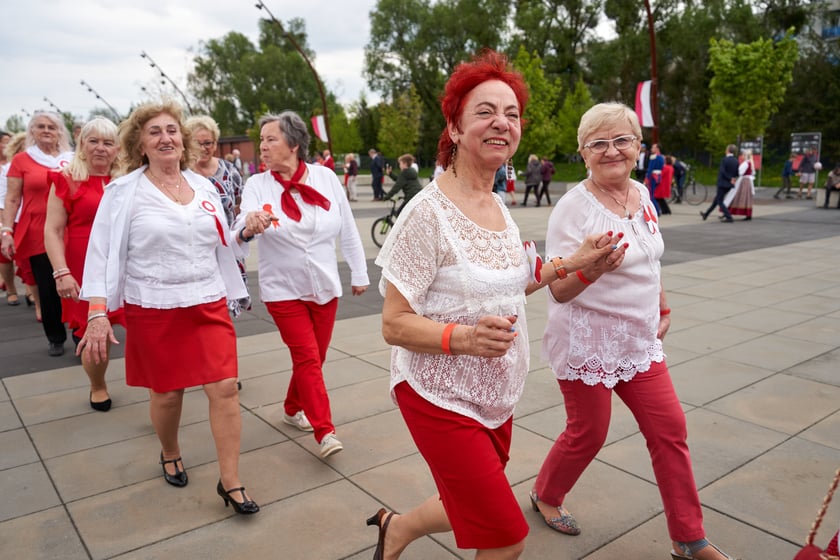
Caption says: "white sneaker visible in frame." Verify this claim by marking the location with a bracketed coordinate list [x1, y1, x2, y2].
[282, 411, 313, 432]
[319, 433, 343, 458]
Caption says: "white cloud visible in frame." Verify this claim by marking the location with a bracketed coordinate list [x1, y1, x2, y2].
[0, 0, 379, 128]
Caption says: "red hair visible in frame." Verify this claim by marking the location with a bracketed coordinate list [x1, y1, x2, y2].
[436, 49, 529, 169]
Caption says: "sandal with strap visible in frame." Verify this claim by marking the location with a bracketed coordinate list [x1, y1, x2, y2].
[529, 490, 581, 535]
[671, 538, 738, 560]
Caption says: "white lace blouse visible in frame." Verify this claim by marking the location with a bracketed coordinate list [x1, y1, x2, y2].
[376, 183, 530, 428]
[542, 180, 665, 388]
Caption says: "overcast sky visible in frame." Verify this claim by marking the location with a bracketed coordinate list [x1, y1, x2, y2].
[0, 0, 379, 128]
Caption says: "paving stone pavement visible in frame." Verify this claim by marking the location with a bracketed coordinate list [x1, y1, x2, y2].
[1, 184, 839, 559]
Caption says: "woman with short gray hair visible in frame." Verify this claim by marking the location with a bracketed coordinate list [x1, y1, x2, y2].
[234, 110, 369, 459]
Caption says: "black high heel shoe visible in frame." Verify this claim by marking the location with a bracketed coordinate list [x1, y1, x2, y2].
[366, 508, 395, 560]
[216, 480, 259, 514]
[159, 452, 188, 487]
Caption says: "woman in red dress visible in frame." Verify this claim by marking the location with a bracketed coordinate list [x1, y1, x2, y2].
[1, 111, 74, 356]
[44, 117, 124, 411]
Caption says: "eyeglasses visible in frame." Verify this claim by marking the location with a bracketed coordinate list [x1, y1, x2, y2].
[197, 141, 216, 148]
[584, 135, 637, 153]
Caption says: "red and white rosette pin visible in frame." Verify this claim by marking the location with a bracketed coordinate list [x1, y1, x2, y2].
[200, 199, 228, 246]
[523, 240, 542, 283]
[643, 205, 658, 235]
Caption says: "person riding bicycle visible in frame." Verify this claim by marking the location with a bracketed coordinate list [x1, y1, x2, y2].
[383, 154, 423, 215]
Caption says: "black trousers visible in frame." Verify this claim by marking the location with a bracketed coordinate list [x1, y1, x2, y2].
[522, 184, 539, 205]
[29, 252, 66, 344]
[536, 180, 552, 205]
[703, 186, 733, 220]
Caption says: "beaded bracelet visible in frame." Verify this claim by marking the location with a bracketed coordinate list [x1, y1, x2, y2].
[52, 267, 70, 278]
[0, 226, 13, 234]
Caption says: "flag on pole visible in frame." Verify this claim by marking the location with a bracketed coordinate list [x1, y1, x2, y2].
[311, 115, 329, 143]
[635, 81, 654, 128]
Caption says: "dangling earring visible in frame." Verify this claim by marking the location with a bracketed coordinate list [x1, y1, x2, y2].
[450, 144, 458, 177]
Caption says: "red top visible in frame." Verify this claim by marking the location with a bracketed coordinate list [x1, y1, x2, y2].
[655, 163, 673, 199]
[6, 153, 53, 259]
[49, 171, 124, 336]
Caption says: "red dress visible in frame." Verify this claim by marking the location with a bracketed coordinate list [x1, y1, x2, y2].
[49, 172, 125, 338]
[7, 153, 53, 283]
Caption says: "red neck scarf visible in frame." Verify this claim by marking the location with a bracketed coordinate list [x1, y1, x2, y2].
[271, 160, 331, 221]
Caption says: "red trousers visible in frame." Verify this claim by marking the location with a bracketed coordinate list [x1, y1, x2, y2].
[266, 298, 338, 442]
[535, 360, 705, 542]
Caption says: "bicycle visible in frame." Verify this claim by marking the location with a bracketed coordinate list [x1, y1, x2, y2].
[371, 197, 402, 248]
[679, 168, 708, 205]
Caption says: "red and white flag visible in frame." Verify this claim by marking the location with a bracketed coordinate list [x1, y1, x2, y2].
[311, 115, 329, 143]
[635, 81, 654, 128]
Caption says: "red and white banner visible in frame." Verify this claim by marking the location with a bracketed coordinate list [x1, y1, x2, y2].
[635, 81, 654, 128]
[311, 115, 329, 143]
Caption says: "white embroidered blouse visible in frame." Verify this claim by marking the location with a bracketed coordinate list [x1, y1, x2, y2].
[542, 180, 665, 388]
[376, 183, 530, 428]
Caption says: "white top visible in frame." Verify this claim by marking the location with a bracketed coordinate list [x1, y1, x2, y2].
[122, 176, 226, 307]
[376, 183, 530, 428]
[81, 167, 247, 312]
[542, 180, 665, 388]
[234, 164, 369, 304]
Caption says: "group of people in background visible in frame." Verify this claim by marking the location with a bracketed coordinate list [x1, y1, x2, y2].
[0, 101, 371, 519]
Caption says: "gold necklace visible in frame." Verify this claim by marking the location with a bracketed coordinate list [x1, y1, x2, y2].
[590, 178, 631, 219]
[148, 170, 183, 204]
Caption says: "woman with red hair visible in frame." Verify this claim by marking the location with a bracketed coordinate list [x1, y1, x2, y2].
[367, 50, 622, 559]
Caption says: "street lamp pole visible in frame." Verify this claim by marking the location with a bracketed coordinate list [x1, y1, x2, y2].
[80, 80, 122, 122]
[255, 1, 333, 155]
[43, 97, 64, 115]
[643, 0, 659, 145]
[139, 51, 194, 113]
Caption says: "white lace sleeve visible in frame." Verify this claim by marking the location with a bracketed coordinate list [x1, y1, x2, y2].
[375, 194, 446, 315]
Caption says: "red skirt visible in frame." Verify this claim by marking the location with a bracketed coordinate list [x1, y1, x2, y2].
[394, 382, 529, 549]
[124, 298, 237, 392]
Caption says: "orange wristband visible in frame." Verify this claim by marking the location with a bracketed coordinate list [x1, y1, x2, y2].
[576, 269, 593, 285]
[88, 304, 107, 312]
[441, 323, 457, 355]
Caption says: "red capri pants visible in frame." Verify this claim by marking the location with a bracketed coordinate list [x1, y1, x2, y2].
[394, 381, 529, 550]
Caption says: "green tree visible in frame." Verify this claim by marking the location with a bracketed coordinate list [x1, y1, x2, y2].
[365, 0, 509, 162]
[511, 0, 602, 89]
[511, 47, 562, 168]
[189, 18, 322, 136]
[377, 85, 423, 158]
[4, 115, 25, 133]
[556, 79, 594, 158]
[702, 33, 798, 154]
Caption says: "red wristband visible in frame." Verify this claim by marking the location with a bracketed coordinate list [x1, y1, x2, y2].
[576, 269, 593, 285]
[88, 304, 107, 312]
[441, 323, 457, 355]
[659, 308, 671, 316]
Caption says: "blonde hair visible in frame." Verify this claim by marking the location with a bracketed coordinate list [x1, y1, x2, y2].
[184, 115, 221, 143]
[577, 102, 642, 152]
[4, 132, 26, 161]
[116, 99, 195, 176]
[65, 117, 119, 182]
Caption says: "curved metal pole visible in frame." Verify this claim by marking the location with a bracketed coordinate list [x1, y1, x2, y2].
[255, 1, 333, 155]
[643, 0, 659, 145]
[80, 80, 122, 122]
[140, 51, 194, 113]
